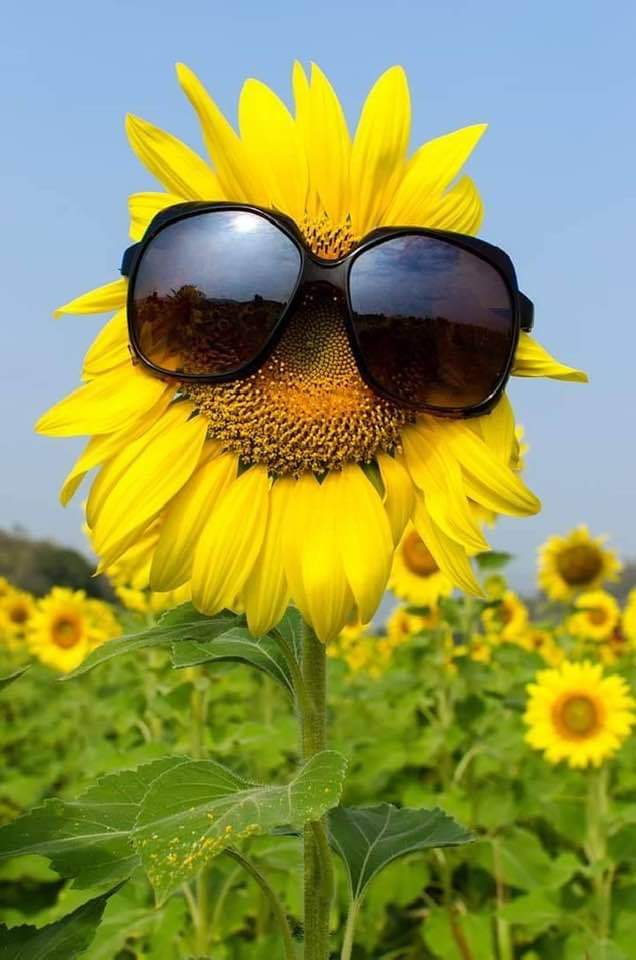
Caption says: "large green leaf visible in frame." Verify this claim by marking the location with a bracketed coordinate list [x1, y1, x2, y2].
[273, 606, 304, 661]
[0, 885, 121, 959]
[65, 605, 242, 679]
[0, 758, 187, 888]
[329, 803, 473, 901]
[134, 750, 348, 902]
[0, 667, 30, 693]
[171, 626, 295, 696]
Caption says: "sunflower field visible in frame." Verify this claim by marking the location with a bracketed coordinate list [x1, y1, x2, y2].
[1, 53, 630, 960]
[2, 525, 636, 960]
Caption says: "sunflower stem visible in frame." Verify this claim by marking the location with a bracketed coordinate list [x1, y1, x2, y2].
[300, 620, 333, 960]
[585, 764, 612, 950]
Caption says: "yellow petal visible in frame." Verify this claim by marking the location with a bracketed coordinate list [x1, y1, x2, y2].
[86, 402, 207, 563]
[81, 310, 129, 379]
[129, 191, 182, 241]
[191, 466, 270, 616]
[401, 425, 489, 553]
[513, 332, 588, 382]
[412, 497, 483, 596]
[176, 62, 264, 204]
[54, 279, 127, 319]
[349, 66, 411, 235]
[306, 63, 351, 224]
[410, 176, 484, 234]
[376, 452, 414, 545]
[126, 113, 222, 200]
[242, 479, 290, 635]
[331, 465, 392, 624]
[474, 393, 515, 465]
[279, 473, 315, 624]
[59, 389, 174, 506]
[239, 78, 308, 223]
[36, 363, 170, 437]
[298, 476, 352, 643]
[91, 403, 207, 564]
[292, 62, 320, 221]
[150, 448, 237, 591]
[440, 421, 541, 516]
[384, 124, 487, 225]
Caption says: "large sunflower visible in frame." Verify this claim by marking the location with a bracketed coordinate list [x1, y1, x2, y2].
[538, 526, 621, 603]
[524, 660, 635, 768]
[36, 63, 586, 643]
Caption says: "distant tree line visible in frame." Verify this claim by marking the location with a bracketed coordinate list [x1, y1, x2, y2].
[0, 528, 114, 599]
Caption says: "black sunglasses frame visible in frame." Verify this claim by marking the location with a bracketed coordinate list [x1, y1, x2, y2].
[121, 201, 534, 418]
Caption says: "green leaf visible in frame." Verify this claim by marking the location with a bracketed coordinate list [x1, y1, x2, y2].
[0, 758, 187, 887]
[329, 803, 473, 901]
[0, 884, 122, 959]
[134, 750, 348, 902]
[475, 551, 513, 571]
[171, 626, 294, 696]
[64, 605, 242, 679]
[493, 829, 581, 891]
[499, 890, 562, 936]
[0, 667, 30, 693]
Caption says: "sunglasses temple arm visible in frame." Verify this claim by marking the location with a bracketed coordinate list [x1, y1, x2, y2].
[120, 243, 141, 277]
[519, 292, 534, 332]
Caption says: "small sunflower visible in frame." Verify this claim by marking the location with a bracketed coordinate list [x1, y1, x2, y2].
[28, 587, 120, 673]
[386, 606, 432, 647]
[388, 524, 453, 607]
[37, 63, 586, 642]
[524, 660, 636, 768]
[482, 589, 528, 642]
[467, 634, 493, 663]
[0, 577, 13, 599]
[538, 526, 621, 602]
[518, 627, 564, 666]
[622, 589, 636, 646]
[567, 590, 620, 642]
[0, 590, 36, 650]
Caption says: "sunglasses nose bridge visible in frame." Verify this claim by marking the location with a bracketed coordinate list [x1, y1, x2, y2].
[300, 256, 348, 292]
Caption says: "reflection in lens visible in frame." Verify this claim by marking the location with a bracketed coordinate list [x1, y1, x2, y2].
[348, 235, 514, 410]
[132, 209, 302, 376]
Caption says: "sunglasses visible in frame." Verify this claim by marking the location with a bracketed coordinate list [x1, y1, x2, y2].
[121, 202, 533, 417]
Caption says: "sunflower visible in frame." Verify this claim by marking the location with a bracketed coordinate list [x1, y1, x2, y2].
[482, 590, 529, 642]
[538, 526, 621, 603]
[567, 590, 620, 642]
[0, 590, 36, 650]
[28, 587, 120, 673]
[36, 63, 586, 643]
[388, 524, 453, 607]
[622, 589, 636, 646]
[517, 627, 564, 666]
[524, 660, 636, 768]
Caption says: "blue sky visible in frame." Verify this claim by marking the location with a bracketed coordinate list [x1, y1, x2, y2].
[2, 0, 634, 590]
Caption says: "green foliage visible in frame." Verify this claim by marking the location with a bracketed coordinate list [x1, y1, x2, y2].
[0, 885, 121, 958]
[330, 804, 472, 901]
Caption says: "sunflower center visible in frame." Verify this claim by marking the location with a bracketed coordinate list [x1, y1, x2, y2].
[556, 695, 599, 737]
[588, 607, 608, 626]
[9, 604, 28, 624]
[557, 545, 603, 586]
[301, 212, 358, 260]
[189, 293, 413, 476]
[52, 616, 81, 649]
[402, 532, 439, 577]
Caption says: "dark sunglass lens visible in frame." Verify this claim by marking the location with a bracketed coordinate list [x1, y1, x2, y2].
[348, 235, 514, 411]
[131, 210, 302, 377]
